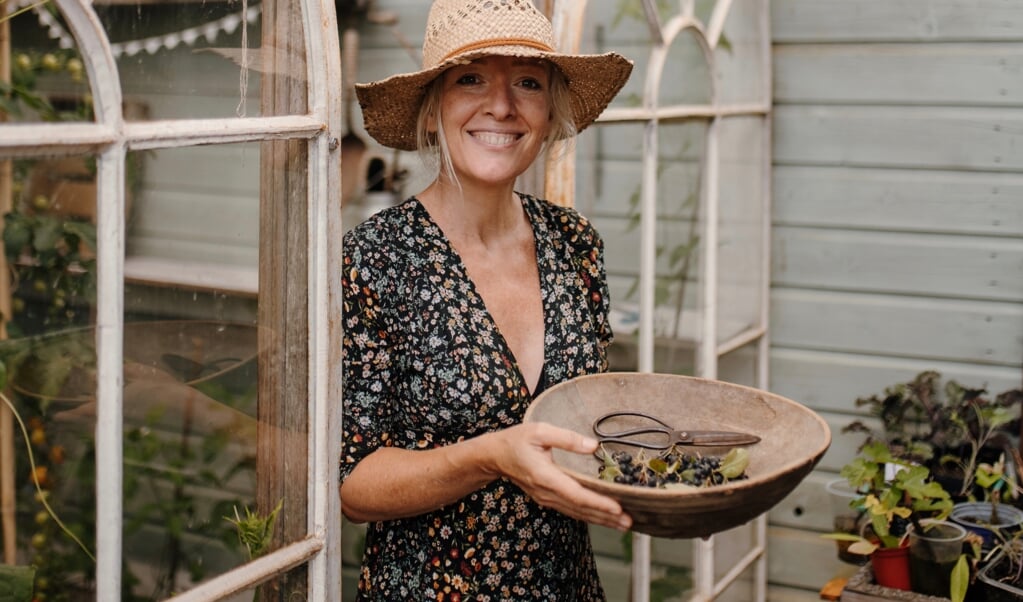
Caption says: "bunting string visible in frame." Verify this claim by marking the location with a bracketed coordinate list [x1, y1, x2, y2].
[6, 0, 261, 58]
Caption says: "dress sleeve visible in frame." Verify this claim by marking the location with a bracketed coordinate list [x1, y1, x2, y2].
[340, 243, 397, 483]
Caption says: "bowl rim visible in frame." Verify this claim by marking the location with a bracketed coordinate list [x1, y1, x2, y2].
[524, 371, 832, 497]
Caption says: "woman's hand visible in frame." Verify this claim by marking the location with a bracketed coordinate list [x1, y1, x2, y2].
[484, 422, 633, 532]
[340, 422, 633, 530]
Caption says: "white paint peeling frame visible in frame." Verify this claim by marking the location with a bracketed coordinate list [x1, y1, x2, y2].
[1, 0, 344, 596]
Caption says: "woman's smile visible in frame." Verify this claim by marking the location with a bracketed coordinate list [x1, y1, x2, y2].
[469, 130, 523, 147]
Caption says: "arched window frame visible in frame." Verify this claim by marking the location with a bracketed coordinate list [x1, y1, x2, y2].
[0, 0, 344, 597]
[547, 1, 773, 601]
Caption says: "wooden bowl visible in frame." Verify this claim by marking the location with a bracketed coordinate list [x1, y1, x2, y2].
[523, 372, 831, 539]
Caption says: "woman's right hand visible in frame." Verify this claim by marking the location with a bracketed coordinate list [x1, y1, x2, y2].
[340, 421, 632, 531]
[482, 422, 633, 532]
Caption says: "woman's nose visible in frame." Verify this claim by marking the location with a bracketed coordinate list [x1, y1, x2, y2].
[484, 81, 516, 119]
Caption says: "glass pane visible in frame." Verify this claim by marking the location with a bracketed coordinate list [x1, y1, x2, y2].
[6, 10, 91, 123]
[660, 29, 712, 107]
[715, 2, 769, 106]
[126, 144, 258, 268]
[91, 0, 309, 120]
[0, 133, 312, 597]
[118, 319, 258, 598]
[580, 119, 709, 375]
[119, 138, 308, 597]
[2, 152, 99, 599]
[579, 2, 714, 111]
[578, 3, 646, 112]
[717, 116, 767, 343]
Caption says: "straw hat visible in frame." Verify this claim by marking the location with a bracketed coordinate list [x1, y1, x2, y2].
[354, 0, 633, 151]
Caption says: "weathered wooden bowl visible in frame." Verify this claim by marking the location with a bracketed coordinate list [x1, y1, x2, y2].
[523, 372, 831, 539]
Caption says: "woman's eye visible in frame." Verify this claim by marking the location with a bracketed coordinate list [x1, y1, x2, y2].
[455, 73, 481, 85]
[519, 78, 543, 90]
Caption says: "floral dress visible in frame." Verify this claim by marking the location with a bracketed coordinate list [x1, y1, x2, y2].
[341, 193, 613, 601]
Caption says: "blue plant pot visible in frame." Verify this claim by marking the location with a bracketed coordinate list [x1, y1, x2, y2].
[950, 502, 1023, 551]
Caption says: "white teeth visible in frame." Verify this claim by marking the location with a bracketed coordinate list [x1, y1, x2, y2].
[473, 131, 518, 145]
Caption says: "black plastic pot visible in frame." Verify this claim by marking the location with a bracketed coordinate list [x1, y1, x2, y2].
[976, 549, 1023, 602]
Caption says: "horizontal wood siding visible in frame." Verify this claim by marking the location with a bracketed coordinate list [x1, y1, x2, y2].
[774, 165, 1023, 236]
[770, 0, 1023, 598]
[772, 1, 1023, 43]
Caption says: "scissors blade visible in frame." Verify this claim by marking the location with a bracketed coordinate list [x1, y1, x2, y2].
[683, 430, 760, 446]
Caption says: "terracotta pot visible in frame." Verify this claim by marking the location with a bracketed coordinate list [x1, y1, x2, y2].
[871, 545, 912, 591]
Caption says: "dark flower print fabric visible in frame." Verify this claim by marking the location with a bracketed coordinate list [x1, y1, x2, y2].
[341, 193, 614, 601]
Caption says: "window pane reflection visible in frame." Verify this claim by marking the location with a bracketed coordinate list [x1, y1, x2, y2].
[2, 153, 99, 599]
[91, 0, 311, 120]
[0, 132, 314, 597]
[119, 319, 258, 598]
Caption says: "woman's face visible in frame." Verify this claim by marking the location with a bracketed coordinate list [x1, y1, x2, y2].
[434, 55, 552, 190]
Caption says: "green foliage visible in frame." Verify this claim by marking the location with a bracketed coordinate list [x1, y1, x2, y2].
[829, 442, 953, 552]
[649, 565, 693, 601]
[225, 499, 283, 561]
[843, 371, 1023, 497]
[2, 351, 256, 600]
[612, 0, 673, 28]
[951, 554, 970, 602]
[0, 564, 35, 602]
[824, 440, 980, 602]
[975, 454, 1019, 505]
[1, 50, 90, 121]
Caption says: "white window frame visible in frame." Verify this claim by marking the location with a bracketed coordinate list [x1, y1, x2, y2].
[550, 1, 773, 600]
[0, 0, 344, 597]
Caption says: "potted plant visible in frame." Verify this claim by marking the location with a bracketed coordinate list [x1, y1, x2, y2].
[951, 453, 1023, 552]
[843, 371, 1022, 500]
[823, 441, 957, 593]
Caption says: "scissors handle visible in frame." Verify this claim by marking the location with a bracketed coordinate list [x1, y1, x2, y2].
[592, 411, 676, 450]
[592, 411, 672, 439]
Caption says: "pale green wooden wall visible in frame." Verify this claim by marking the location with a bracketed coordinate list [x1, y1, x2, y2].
[767, 0, 1023, 598]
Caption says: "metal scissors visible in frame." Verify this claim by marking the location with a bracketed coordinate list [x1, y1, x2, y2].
[592, 411, 761, 450]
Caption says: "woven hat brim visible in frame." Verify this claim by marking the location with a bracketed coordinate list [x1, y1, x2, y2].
[355, 49, 633, 152]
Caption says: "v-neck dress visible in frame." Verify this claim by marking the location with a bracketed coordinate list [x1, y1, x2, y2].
[340, 193, 614, 601]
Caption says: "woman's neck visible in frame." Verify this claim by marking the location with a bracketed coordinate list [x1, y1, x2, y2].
[418, 179, 527, 248]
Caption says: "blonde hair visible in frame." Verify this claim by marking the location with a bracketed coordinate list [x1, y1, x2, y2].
[414, 61, 576, 186]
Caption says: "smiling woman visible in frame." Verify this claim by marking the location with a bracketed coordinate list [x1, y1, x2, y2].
[339, 0, 633, 599]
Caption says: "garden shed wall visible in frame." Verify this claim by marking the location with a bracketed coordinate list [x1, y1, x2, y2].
[766, 0, 1023, 598]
